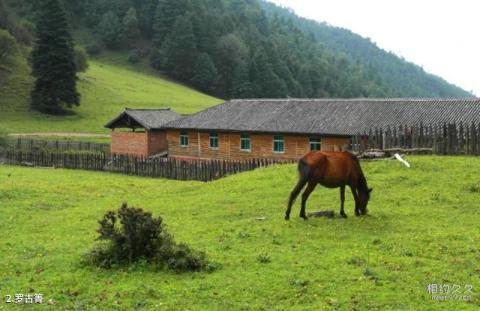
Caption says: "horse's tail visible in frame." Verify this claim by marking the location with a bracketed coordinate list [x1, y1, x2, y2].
[286, 159, 312, 219]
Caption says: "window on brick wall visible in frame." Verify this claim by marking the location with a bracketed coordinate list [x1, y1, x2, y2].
[310, 137, 321, 151]
[209, 132, 219, 149]
[180, 131, 189, 147]
[240, 133, 251, 151]
[273, 135, 284, 153]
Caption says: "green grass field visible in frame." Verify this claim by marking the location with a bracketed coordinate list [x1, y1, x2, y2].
[0, 52, 222, 135]
[0, 156, 479, 310]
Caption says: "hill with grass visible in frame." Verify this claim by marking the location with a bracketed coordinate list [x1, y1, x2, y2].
[0, 51, 221, 134]
[0, 0, 475, 137]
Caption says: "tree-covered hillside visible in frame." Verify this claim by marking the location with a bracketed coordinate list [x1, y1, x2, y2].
[260, 1, 472, 98]
[2, 0, 474, 100]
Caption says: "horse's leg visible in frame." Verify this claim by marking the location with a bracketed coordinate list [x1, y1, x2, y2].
[340, 185, 347, 218]
[286, 178, 308, 220]
[300, 181, 316, 220]
[350, 186, 360, 216]
[286, 160, 311, 220]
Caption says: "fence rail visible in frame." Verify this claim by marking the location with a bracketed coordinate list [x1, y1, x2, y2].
[9, 138, 110, 154]
[0, 150, 294, 181]
[351, 122, 480, 156]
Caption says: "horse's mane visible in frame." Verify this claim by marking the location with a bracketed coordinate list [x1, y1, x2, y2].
[351, 154, 369, 196]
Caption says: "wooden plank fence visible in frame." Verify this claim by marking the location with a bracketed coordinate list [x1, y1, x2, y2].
[0, 149, 295, 181]
[351, 122, 480, 155]
[9, 138, 110, 154]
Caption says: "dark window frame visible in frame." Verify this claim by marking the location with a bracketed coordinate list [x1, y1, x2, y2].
[240, 133, 251, 152]
[180, 131, 189, 147]
[273, 135, 285, 153]
[209, 132, 219, 149]
[310, 137, 322, 151]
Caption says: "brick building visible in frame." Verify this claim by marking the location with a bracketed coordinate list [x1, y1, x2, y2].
[107, 98, 480, 159]
[105, 108, 181, 157]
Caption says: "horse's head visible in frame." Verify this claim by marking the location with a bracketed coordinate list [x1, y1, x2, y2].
[357, 188, 373, 215]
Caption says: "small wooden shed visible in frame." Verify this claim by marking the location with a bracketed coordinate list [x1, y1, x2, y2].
[105, 108, 181, 157]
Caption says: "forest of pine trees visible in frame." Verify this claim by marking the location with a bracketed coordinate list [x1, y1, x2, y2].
[2, 0, 472, 99]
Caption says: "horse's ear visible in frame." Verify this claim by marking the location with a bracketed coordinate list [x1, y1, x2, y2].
[369, 188, 373, 193]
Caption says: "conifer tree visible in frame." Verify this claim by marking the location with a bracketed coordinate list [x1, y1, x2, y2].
[250, 47, 286, 98]
[191, 52, 218, 93]
[152, 0, 190, 47]
[162, 14, 197, 80]
[98, 11, 123, 48]
[31, 0, 79, 114]
[122, 7, 140, 44]
[231, 64, 253, 98]
[0, 0, 8, 29]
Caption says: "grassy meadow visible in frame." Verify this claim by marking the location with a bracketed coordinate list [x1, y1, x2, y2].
[0, 52, 222, 135]
[0, 156, 479, 310]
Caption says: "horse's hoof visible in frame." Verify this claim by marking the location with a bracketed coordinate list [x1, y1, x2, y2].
[300, 215, 308, 221]
[285, 215, 290, 221]
[341, 213, 348, 219]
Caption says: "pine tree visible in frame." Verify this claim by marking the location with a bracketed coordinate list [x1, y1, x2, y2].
[98, 11, 123, 48]
[231, 63, 253, 98]
[152, 0, 190, 47]
[215, 33, 249, 97]
[191, 52, 218, 93]
[250, 47, 286, 98]
[0, 0, 8, 29]
[162, 14, 197, 80]
[122, 7, 140, 44]
[31, 0, 79, 114]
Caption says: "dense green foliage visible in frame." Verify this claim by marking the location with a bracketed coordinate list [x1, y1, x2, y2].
[86, 203, 209, 272]
[0, 157, 479, 309]
[3, 0, 472, 99]
[30, 0, 79, 114]
[0, 28, 16, 59]
[260, 1, 473, 98]
[73, 46, 89, 72]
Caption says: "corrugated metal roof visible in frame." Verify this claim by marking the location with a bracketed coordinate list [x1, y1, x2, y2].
[165, 98, 480, 135]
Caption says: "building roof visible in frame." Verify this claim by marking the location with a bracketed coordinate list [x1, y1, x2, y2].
[105, 108, 182, 130]
[165, 98, 480, 136]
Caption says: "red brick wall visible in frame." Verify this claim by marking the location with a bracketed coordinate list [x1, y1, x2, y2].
[111, 130, 168, 157]
[167, 130, 350, 160]
[147, 131, 167, 155]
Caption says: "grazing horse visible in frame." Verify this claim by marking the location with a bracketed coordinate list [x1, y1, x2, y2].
[285, 151, 372, 220]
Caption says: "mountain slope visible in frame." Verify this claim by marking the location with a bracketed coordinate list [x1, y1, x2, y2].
[6, 0, 471, 101]
[0, 51, 221, 133]
[260, 1, 472, 98]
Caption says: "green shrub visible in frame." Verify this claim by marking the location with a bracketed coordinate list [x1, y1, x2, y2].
[85, 43, 102, 56]
[85, 203, 210, 272]
[149, 48, 164, 70]
[74, 46, 89, 72]
[0, 29, 16, 59]
[128, 49, 140, 64]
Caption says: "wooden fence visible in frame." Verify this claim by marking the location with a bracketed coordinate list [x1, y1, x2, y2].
[351, 122, 480, 155]
[9, 138, 110, 154]
[0, 150, 294, 181]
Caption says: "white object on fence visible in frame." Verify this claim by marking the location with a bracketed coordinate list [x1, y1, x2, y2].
[394, 153, 410, 168]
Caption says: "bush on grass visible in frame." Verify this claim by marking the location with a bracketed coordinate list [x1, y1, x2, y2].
[74, 47, 89, 72]
[84, 203, 210, 272]
[128, 49, 140, 64]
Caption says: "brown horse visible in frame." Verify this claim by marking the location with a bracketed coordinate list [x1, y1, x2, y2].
[285, 151, 372, 220]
